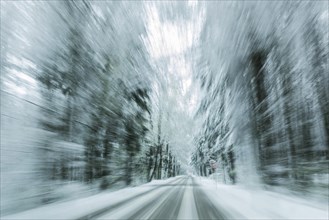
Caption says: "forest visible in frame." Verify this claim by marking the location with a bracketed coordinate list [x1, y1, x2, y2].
[1, 0, 328, 216]
[190, 2, 329, 196]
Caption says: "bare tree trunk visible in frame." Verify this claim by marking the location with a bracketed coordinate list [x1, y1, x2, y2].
[158, 144, 162, 179]
[147, 147, 154, 182]
[148, 145, 158, 181]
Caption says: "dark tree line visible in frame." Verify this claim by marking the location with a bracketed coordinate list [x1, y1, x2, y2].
[191, 2, 328, 196]
[34, 1, 181, 196]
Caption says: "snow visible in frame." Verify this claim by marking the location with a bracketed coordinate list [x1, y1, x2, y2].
[1, 1, 328, 219]
[3, 176, 327, 220]
[1, 177, 181, 220]
[195, 176, 329, 220]
[98, 182, 174, 219]
[177, 178, 198, 219]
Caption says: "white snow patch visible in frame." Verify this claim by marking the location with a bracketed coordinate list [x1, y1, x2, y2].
[195, 176, 329, 220]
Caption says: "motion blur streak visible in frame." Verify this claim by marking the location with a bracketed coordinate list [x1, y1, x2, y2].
[1, 1, 328, 219]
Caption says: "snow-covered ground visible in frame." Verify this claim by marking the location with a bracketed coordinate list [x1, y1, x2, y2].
[1, 177, 182, 220]
[195, 176, 329, 220]
[2, 175, 328, 220]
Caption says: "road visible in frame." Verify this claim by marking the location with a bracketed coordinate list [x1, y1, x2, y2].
[3, 175, 328, 220]
[81, 176, 228, 220]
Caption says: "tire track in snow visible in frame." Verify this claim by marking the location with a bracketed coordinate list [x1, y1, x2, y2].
[142, 177, 187, 219]
[192, 177, 228, 220]
[77, 176, 186, 220]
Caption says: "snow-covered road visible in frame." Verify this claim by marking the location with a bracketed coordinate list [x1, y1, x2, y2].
[3, 175, 328, 220]
[84, 176, 227, 219]
[3, 176, 230, 220]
